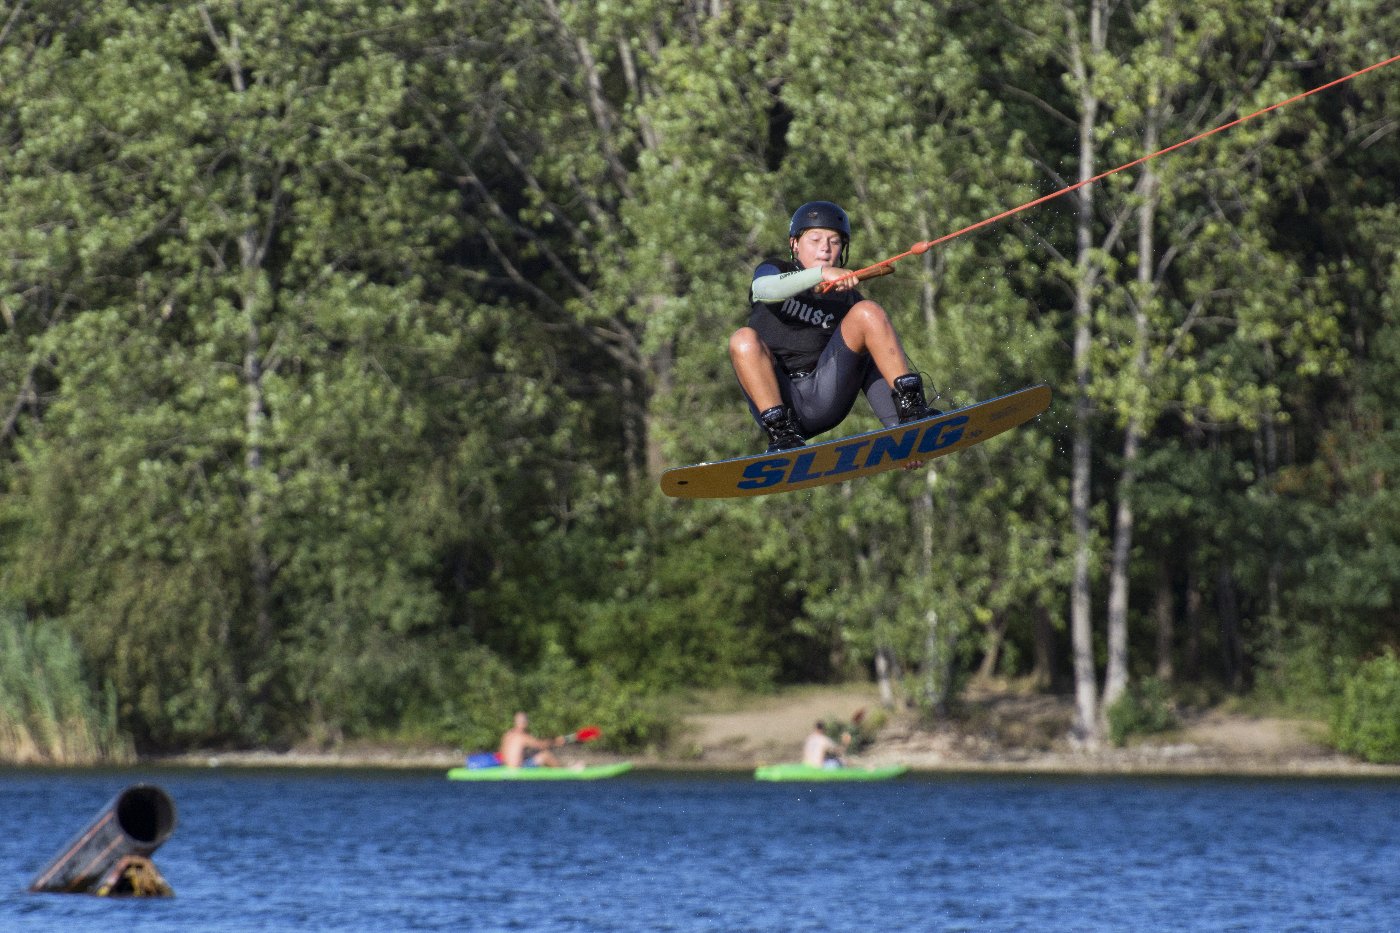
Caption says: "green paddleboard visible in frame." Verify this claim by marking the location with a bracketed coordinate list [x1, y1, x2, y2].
[447, 762, 633, 781]
[754, 762, 909, 782]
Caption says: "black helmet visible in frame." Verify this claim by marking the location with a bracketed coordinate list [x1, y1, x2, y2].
[788, 200, 850, 265]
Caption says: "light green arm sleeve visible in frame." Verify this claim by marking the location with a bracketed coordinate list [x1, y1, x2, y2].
[750, 265, 825, 303]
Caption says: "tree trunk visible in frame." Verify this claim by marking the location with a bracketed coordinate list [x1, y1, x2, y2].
[242, 278, 274, 656]
[923, 609, 953, 718]
[1067, 0, 1107, 746]
[1184, 566, 1202, 680]
[1032, 604, 1057, 691]
[206, 5, 278, 667]
[1217, 559, 1244, 689]
[1103, 107, 1160, 712]
[874, 647, 899, 709]
[917, 477, 947, 714]
[646, 336, 674, 479]
[1102, 431, 1136, 712]
[1154, 558, 1175, 682]
[977, 612, 1009, 681]
[2, 368, 38, 445]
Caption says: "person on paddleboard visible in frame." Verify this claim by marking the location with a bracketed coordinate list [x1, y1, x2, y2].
[729, 200, 939, 452]
[498, 711, 564, 768]
[803, 720, 852, 769]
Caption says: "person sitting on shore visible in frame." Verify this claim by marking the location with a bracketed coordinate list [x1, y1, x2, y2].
[803, 720, 851, 769]
[498, 711, 564, 768]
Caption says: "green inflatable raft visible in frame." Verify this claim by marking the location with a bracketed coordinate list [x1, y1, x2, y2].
[754, 762, 909, 782]
[447, 762, 633, 781]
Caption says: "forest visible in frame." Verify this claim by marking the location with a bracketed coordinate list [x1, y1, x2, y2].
[2, 0, 1398, 762]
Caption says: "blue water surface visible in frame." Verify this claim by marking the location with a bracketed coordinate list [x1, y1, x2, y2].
[1, 768, 1397, 931]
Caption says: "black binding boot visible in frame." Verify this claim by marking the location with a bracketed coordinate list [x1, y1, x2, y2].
[759, 405, 806, 452]
[892, 373, 941, 424]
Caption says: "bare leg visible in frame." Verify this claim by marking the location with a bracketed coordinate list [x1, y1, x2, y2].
[839, 300, 913, 383]
[729, 327, 784, 411]
[841, 300, 927, 470]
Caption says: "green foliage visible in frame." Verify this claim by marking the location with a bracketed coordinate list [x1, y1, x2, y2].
[1250, 621, 1354, 716]
[826, 708, 886, 756]
[1107, 677, 1178, 747]
[0, 0, 1397, 760]
[0, 607, 134, 764]
[1331, 650, 1400, 764]
[438, 643, 674, 755]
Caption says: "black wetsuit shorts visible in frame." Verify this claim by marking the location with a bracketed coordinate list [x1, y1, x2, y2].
[745, 328, 900, 438]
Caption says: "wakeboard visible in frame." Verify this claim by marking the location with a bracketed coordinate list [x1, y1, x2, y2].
[660, 384, 1051, 499]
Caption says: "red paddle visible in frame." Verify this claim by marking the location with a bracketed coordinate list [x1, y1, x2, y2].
[562, 725, 602, 745]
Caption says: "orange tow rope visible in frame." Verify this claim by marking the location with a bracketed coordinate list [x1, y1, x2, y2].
[820, 52, 1400, 292]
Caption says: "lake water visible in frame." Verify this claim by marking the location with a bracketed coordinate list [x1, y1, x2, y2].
[2, 767, 1397, 931]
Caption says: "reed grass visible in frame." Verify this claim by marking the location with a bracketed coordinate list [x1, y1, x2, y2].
[0, 608, 135, 764]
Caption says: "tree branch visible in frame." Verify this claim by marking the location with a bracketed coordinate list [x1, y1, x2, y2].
[538, 0, 635, 198]
[1, 367, 37, 445]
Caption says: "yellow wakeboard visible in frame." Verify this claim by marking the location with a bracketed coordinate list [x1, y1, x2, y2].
[661, 384, 1051, 499]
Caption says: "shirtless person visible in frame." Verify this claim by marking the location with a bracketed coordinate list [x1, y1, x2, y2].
[802, 720, 851, 769]
[498, 711, 564, 768]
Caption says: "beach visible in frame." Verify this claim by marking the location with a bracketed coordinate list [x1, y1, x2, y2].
[148, 684, 1400, 779]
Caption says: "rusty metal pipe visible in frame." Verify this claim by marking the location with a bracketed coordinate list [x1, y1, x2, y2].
[30, 784, 177, 894]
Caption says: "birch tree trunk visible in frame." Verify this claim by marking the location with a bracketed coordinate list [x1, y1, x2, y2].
[240, 239, 275, 660]
[201, 4, 277, 669]
[875, 647, 899, 709]
[1102, 95, 1160, 713]
[923, 608, 952, 717]
[1067, 0, 1107, 745]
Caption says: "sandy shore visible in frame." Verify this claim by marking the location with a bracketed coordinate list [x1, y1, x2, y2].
[147, 685, 1400, 779]
[662, 684, 1400, 778]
